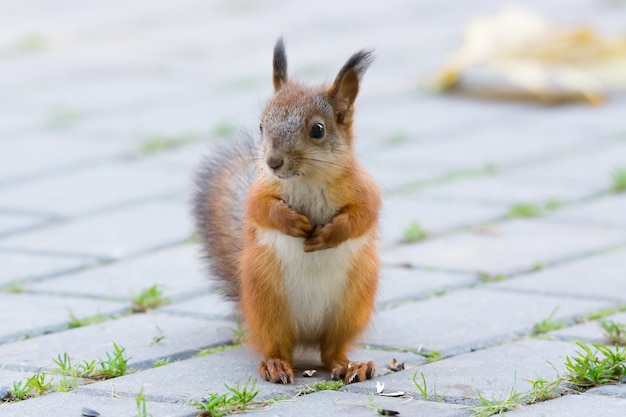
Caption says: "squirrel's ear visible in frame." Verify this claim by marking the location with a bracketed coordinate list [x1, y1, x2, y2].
[330, 50, 373, 123]
[273, 38, 288, 92]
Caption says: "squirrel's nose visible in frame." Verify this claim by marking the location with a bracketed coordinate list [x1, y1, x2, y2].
[266, 155, 284, 171]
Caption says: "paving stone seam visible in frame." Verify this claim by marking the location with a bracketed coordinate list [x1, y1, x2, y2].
[0, 235, 194, 263]
[0, 192, 188, 234]
[487, 285, 626, 306]
[383, 241, 626, 279]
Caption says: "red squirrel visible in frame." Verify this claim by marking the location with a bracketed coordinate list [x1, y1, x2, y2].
[193, 38, 381, 384]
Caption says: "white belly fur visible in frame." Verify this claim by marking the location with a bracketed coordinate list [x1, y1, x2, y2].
[258, 229, 369, 343]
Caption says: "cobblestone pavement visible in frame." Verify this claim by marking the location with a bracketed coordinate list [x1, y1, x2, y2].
[1, 1, 626, 416]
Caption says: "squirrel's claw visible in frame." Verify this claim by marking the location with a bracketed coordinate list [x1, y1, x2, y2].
[330, 360, 375, 384]
[258, 359, 294, 384]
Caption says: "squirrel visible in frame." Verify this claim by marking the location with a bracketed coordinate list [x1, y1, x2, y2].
[193, 38, 381, 385]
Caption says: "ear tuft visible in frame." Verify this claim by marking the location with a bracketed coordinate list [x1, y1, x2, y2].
[330, 49, 374, 123]
[337, 50, 374, 82]
[273, 38, 288, 92]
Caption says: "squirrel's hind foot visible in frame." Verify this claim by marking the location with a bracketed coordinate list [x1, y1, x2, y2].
[258, 359, 294, 384]
[330, 360, 375, 384]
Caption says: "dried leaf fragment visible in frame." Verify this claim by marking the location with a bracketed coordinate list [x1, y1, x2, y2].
[388, 358, 405, 372]
[378, 408, 400, 416]
[302, 369, 317, 377]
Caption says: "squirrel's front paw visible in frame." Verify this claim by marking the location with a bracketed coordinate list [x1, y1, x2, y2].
[258, 359, 294, 384]
[278, 202, 313, 238]
[330, 360, 375, 384]
[303, 224, 342, 252]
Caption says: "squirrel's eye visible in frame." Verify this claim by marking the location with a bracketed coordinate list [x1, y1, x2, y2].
[309, 122, 325, 139]
[259, 123, 263, 133]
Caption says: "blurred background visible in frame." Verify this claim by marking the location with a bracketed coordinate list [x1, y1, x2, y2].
[1, 0, 625, 295]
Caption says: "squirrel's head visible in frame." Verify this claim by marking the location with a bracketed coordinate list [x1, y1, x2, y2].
[259, 38, 373, 181]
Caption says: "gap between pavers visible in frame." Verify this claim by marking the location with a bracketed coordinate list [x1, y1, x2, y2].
[493, 248, 626, 303]
[26, 244, 209, 302]
[364, 287, 611, 357]
[0, 200, 193, 260]
[76, 345, 424, 404]
[0, 160, 190, 218]
[0, 312, 235, 372]
[237, 390, 471, 417]
[381, 219, 626, 277]
[547, 193, 626, 229]
[380, 195, 506, 247]
[0, 391, 197, 417]
[548, 312, 626, 344]
[0, 251, 95, 286]
[505, 392, 626, 417]
[343, 338, 581, 405]
[0, 293, 127, 344]
[376, 266, 478, 309]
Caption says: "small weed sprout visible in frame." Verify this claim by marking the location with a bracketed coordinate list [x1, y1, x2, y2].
[195, 344, 240, 357]
[51, 342, 130, 387]
[611, 167, 626, 192]
[68, 311, 108, 329]
[471, 386, 525, 417]
[413, 372, 428, 400]
[132, 285, 170, 312]
[564, 341, 626, 387]
[531, 307, 565, 336]
[526, 375, 562, 403]
[11, 380, 31, 401]
[508, 203, 543, 218]
[135, 387, 153, 417]
[141, 134, 197, 154]
[586, 305, 626, 321]
[296, 380, 344, 396]
[599, 319, 626, 345]
[97, 342, 129, 378]
[26, 373, 51, 396]
[477, 272, 505, 283]
[152, 358, 170, 368]
[194, 377, 259, 417]
[403, 221, 428, 243]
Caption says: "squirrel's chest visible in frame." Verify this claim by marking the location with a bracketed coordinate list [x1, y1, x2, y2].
[258, 229, 367, 342]
[282, 180, 336, 226]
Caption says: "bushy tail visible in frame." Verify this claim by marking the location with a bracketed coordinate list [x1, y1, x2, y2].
[192, 134, 258, 299]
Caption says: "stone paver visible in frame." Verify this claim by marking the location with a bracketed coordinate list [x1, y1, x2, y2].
[416, 174, 599, 206]
[0, 133, 129, 185]
[366, 287, 610, 355]
[78, 346, 423, 402]
[508, 142, 626, 191]
[239, 391, 471, 417]
[548, 312, 626, 344]
[0, 161, 190, 217]
[27, 244, 208, 301]
[0, 251, 92, 286]
[0, 213, 46, 237]
[549, 193, 626, 228]
[345, 338, 580, 403]
[0, 312, 234, 372]
[380, 195, 505, 246]
[0, 391, 197, 417]
[494, 248, 626, 302]
[0, 201, 192, 259]
[376, 267, 478, 307]
[505, 394, 626, 417]
[159, 292, 238, 320]
[2, 0, 626, 415]
[382, 219, 626, 275]
[0, 293, 126, 343]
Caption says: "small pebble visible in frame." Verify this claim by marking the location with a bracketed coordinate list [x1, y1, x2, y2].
[0, 386, 13, 402]
[81, 406, 101, 416]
